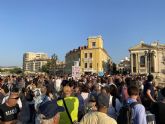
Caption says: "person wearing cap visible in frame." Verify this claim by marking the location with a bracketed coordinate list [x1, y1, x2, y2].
[79, 93, 117, 124]
[39, 99, 64, 124]
[0, 92, 20, 124]
[151, 87, 165, 124]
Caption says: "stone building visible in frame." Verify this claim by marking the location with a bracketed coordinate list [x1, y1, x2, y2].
[65, 35, 112, 75]
[129, 41, 165, 85]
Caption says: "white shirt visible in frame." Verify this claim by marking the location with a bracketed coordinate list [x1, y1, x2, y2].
[55, 78, 62, 92]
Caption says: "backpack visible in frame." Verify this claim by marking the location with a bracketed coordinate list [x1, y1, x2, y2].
[117, 102, 139, 124]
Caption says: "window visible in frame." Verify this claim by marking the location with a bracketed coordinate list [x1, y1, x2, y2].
[85, 53, 87, 58]
[89, 53, 92, 58]
[85, 63, 87, 68]
[89, 63, 92, 68]
[140, 56, 145, 67]
[92, 42, 96, 48]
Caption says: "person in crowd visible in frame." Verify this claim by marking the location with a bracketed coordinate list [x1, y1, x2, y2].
[90, 83, 101, 102]
[57, 80, 79, 124]
[86, 95, 97, 113]
[39, 99, 64, 124]
[142, 74, 156, 110]
[79, 92, 117, 124]
[0, 92, 20, 124]
[0, 77, 3, 87]
[127, 85, 147, 124]
[19, 88, 35, 124]
[2, 87, 22, 109]
[108, 85, 122, 120]
[0, 85, 9, 104]
[151, 87, 165, 124]
[74, 86, 85, 121]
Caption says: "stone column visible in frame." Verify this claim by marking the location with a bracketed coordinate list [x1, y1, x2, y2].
[136, 53, 139, 74]
[145, 55, 148, 74]
[130, 53, 133, 74]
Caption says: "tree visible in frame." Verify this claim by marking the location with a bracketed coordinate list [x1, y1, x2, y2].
[10, 68, 23, 74]
[51, 53, 58, 75]
[41, 53, 59, 75]
[41, 63, 50, 74]
[112, 63, 117, 74]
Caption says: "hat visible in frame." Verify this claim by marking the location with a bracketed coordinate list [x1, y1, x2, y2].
[39, 99, 65, 119]
[97, 93, 109, 108]
[160, 88, 165, 97]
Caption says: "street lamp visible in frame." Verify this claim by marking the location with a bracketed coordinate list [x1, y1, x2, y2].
[145, 49, 155, 74]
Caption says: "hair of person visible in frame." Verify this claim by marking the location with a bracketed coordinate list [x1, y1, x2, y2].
[147, 74, 154, 82]
[127, 85, 139, 96]
[11, 87, 19, 93]
[125, 77, 132, 87]
[109, 85, 118, 97]
[1, 85, 9, 94]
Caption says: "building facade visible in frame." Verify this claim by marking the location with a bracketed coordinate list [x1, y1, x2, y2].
[129, 41, 165, 79]
[65, 36, 112, 75]
[117, 57, 131, 74]
[23, 52, 49, 73]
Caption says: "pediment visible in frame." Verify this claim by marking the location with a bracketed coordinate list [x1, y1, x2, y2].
[129, 43, 155, 51]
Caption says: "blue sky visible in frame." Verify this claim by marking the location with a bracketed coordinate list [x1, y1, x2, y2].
[0, 0, 165, 67]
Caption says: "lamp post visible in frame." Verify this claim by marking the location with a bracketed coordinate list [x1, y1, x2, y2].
[145, 49, 155, 74]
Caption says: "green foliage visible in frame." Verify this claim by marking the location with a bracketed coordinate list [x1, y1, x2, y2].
[41, 61, 51, 73]
[10, 68, 23, 74]
[112, 63, 117, 74]
[41, 53, 59, 74]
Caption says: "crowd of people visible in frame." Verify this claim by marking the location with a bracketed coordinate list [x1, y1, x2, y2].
[0, 73, 165, 124]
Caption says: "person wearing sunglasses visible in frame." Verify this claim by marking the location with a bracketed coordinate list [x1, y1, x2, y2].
[0, 92, 20, 124]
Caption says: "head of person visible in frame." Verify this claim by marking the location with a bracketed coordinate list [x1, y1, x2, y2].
[7, 92, 19, 106]
[127, 85, 139, 99]
[41, 85, 47, 95]
[62, 80, 73, 97]
[97, 93, 109, 114]
[147, 74, 154, 82]
[101, 86, 109, 95]
[108, 76, 113, 83]
[74, 86, 81, 95]
[39, 99, 64, 124]
[88, 95, 97, 110]
[0, 85, 9, 95]
[109, 85, 118, 97]
[0, 77, 3, 84]
[125, 77, 132, 87]
[93, 83, 101, 92]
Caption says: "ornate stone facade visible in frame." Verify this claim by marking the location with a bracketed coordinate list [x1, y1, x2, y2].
[129, 41, 165, 84]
